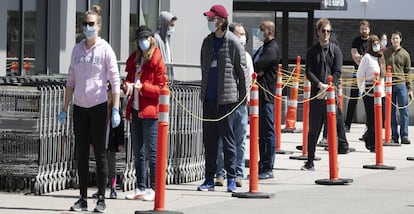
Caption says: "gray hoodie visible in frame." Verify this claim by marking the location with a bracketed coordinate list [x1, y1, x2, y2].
[154, 11, 176, 82]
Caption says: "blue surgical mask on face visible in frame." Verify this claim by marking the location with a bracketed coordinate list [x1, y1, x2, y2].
[139, 38, 150, 51]
[373, 44, 381, 52]
[83, 25, 96, 40]
[208, 21, 216, 33]
[257, 31, 265, 42]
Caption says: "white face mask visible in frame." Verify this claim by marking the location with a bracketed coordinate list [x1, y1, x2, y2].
[139, 38, 151, 51]
[239, 35, 247, 46]
[257, 31, 265, 42]
[380, 40, 387, 48]
[167, 27, 174, 36]
[208, 21, 216, 33]
[373, 44, 381, 52]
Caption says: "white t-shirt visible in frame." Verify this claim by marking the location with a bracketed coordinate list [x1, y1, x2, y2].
[357, 53, 385, 97]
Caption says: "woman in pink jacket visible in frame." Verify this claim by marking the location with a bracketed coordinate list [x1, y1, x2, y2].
[123, 25, 168, 201]
[58, 5, 120, 213]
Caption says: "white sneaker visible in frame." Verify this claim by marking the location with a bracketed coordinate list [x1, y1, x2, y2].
[142, 189, 155, 201]
[125, 188, 146, 200]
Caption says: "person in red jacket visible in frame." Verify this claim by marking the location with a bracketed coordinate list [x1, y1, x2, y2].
[123, 25, 168, 201]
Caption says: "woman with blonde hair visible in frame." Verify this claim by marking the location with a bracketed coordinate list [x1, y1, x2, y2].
[123, 25, 168, 201]
[59, 5, 121, 213]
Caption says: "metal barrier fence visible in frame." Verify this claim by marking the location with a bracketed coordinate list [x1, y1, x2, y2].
[167, 81, 204, 184]
[0, 76, 205, 193]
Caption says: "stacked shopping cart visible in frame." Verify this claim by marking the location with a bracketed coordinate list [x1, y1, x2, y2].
[0, 76, 76, 194]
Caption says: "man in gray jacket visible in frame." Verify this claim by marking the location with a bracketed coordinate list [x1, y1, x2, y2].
[198, 4, 249, 193]
[154, 11, 177, 83]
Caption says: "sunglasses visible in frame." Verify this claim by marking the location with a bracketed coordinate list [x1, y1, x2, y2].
[82, 21, 95, 27]
[321, 29, 331, 34]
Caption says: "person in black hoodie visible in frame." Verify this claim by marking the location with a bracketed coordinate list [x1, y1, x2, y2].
[253, 20, 281, 179]
[303, 18, 349, 171]
[92, 82, 124, 199]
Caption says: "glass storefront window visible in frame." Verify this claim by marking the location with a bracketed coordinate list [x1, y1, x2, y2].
[129, 0, 159, 53]
[76, 0, 109, 43]
[6, 0, 44, 76]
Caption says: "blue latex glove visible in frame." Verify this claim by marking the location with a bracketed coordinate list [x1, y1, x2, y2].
[111, 107, 121, 128]
[58, 111, 67, 124]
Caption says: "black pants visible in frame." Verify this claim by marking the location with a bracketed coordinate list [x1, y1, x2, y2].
[307, 99, 349, 164]
[363, 95, 375, 150]
[202, 101, 237, 180]
[73, 103, 108, 198]
[344, 87, 360, 127]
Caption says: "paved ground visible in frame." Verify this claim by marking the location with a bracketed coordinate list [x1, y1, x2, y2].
[0, 123, 414, 214]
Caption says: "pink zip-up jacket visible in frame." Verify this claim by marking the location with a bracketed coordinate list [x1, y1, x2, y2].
[67, 38, 120, 108]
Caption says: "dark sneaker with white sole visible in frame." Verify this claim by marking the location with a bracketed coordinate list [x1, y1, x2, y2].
[70, 198, 87, 212]
[94, 196, 106, 213]
[301, 162, 315, 171]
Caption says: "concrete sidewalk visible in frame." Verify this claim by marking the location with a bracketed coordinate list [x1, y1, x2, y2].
[1, 123, 414, 214]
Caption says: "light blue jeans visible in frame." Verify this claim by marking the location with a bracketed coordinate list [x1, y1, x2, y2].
[216, 105, 248, 179]
[391, 84, 409, 139]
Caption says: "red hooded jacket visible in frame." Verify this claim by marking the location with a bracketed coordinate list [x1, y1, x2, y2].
[124, 47, 167, 120]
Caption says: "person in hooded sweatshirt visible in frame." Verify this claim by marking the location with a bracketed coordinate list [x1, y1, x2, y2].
[58, 5, 121, 213]
[154, 11, 177, 83]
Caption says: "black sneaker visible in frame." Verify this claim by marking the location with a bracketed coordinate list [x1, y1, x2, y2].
[401, 137, 411, 145]
[91, 191, 99, 198]
[94, 196, 106, 213]
[258, 170, 274, 180]
[391, 137, 399, 144]
[301, 162, 315, 171]
[109, 188, 117, 199]
[344, 125, 350, 133]
[70, 198, 87, 212]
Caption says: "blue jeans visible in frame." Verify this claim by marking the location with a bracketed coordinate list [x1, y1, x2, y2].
[391, 84, 409, 139]
[216, 105, 248, 178]
[130, 110, 158, 190]
[259, 102, 276, 173]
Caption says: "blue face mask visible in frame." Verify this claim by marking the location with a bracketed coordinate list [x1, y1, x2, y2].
[139, 38, 151, 51]
[208, 21, 216, 33]
[83, 25, 96, 40]
[257, 31, 265, 42]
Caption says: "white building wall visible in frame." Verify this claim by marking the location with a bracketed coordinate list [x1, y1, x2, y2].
[168, 0, 233, 81]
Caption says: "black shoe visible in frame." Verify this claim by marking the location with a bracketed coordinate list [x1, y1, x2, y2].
[359, 133, 366, 141]
[94, 196, 106, 213]
[296, 145, 302, 151]
[365, 144, 375, 152]
[109, 188, 117, 199]
[301, 162, 314, 171]
[401, 137, 411, 145]
[391, 137, 399, 144]
[258, 171, 274, 179]
[70, 198, 88, 212]
[338, 143, 349, 154]
[91, 191, 99, 198]
[338, 149, 350, 154]
[344, 125, 350, 133]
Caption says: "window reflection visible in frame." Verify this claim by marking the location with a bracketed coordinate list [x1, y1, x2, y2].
[6, 0, 38, 76]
